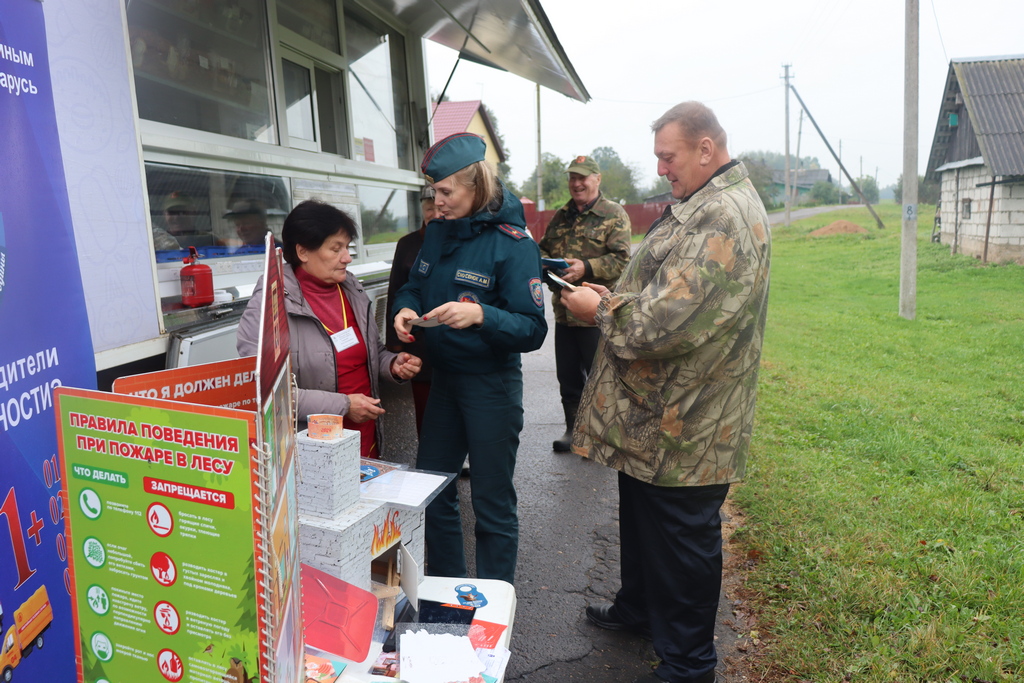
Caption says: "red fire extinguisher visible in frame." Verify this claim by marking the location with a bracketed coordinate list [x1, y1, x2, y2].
[180, 246, 214, 307]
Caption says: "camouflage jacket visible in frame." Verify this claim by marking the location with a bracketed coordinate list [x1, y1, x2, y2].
[572, 162, 771, 486]
[538, 195, 632, 326]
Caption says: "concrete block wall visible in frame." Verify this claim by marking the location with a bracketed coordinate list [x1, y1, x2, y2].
[939, 165, 1024, 264]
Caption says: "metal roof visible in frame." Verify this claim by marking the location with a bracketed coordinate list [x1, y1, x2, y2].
[363, 0, 590, 102]
[934, 156, 985, 173]
[432, 100, 482, 140]
[770, 168, 833, 188]
[926, 55, 1024, 179]
[430, 100, 507, 159]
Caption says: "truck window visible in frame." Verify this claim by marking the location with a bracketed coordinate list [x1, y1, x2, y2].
[146, 163, 289, 260]
[127, 0, 276, 143]
[355, 185, 420, 248]
[344, 4, 412, 171]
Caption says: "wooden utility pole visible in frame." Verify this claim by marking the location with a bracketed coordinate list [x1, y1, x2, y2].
[838, 139, 842, 198]
[536, 83, 543, 211]
[789, 86, 885, 229]
[783, 64, 792, 226]
[791, 110, 804, 206]
[900, 0, 919, 319]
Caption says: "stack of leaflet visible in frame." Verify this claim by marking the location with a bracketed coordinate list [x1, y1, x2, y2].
[399, 631, 484, 683]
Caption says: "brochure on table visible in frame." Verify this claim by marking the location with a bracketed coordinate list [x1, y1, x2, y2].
[55, 236, 303, 683]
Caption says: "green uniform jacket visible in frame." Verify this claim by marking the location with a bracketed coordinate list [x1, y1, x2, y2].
[572, 162, 771, 486]
[538, 195, 632, 326]
[391, 187, 547, 374]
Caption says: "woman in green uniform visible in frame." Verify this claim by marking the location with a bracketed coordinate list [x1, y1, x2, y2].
[392, 133, 547, 584]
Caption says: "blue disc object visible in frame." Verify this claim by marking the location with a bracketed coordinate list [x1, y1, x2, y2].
[455, 583, 488, 608]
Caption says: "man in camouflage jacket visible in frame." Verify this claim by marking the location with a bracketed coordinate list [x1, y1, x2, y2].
[538, 155, 632, 452]
[563, 102, 771, 683]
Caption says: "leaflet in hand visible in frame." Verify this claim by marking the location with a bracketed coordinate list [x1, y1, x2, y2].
[409, 316, 443, 327]
[545, 272, 577, 290]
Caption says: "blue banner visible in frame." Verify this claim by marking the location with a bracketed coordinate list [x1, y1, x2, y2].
[1, 2, 97, 682]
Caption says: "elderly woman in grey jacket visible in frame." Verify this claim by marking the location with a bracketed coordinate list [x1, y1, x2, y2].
[237, 199, 420, 458]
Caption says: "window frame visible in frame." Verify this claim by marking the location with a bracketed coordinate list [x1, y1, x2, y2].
[277, 48, 321, 152]
[134, 0, 429, 270]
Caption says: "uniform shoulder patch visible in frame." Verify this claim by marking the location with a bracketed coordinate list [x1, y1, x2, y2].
[496, 223, 527, 240]
[529, 277, 544, 308]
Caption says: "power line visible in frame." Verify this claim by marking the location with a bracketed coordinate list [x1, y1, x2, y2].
[929, 0, 949, 62]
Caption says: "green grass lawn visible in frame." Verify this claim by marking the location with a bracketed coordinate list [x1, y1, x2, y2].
[735, 204, 1024, 681]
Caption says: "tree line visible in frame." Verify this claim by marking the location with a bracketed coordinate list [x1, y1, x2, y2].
[510, 147, 669, 208]
[506, 144, 871, 210]
[495, 137, 936, 211]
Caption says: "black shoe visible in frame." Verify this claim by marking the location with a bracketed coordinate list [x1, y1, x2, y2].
[553, 402, 577, 452]
[552, 428, 572, 452]
[585, 603, 651, 639]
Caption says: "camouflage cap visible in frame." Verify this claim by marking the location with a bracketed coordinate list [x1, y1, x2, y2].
[420, 185, 436, 201]
[421, 133, 486, 183]
[566, 155, 600, 176]
[162, 191, 193, 213]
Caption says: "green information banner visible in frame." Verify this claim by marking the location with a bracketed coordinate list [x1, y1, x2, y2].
[55, 387, 263, 683]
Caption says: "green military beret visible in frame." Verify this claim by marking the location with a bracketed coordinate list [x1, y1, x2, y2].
[566, 155, 600, 176]
[421, 133, 487, 183]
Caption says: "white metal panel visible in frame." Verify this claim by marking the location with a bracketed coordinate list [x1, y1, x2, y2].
[43, 0, 163, 355]
[167, 324, 242, 368]
[365, 0, 589, 101]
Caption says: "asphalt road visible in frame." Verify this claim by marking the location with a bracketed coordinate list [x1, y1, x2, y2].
[374, 204, 856, 679]
[379, 301, 743, 682]
[767, 203, 845, 225]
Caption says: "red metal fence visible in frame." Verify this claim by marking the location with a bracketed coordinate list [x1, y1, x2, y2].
[521, 200, 671, 241]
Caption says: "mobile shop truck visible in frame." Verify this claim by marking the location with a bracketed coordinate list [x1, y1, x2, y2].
[32, 0, 587, 390]
[0, 585, 53, 682]
[2, 5, 583, 681]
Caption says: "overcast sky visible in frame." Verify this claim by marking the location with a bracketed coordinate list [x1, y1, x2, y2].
[425, 0, 1021, 193]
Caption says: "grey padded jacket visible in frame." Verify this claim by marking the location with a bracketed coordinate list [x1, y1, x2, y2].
[236, 263, 402, 442]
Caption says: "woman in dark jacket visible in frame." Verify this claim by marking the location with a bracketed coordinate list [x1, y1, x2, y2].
[238, 200, 420, 458]
[384, 185, 441, 435]
[392, 133, 547, 583]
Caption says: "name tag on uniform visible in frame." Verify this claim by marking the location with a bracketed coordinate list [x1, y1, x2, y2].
[453, 269, 493, 289]
[330, 327, 358, 352]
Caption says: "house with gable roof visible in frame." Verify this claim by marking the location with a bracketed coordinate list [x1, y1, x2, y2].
[431, 100, 507, 169]
[926, 55, 1024, 264]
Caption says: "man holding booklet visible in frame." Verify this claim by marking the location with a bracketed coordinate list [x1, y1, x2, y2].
[538, 155, 632, 452]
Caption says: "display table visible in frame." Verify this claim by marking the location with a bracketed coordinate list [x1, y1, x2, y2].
[338, 577, 516, 682]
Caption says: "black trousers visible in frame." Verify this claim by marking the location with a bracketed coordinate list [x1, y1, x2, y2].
[614, 472, 729, 682]
[553, 323, 601, 407]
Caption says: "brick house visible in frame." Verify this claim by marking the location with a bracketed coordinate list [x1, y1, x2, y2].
[926, 55, 1024, 264]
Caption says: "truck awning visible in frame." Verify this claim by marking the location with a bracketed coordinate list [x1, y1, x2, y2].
[367, 0, 589, 102]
